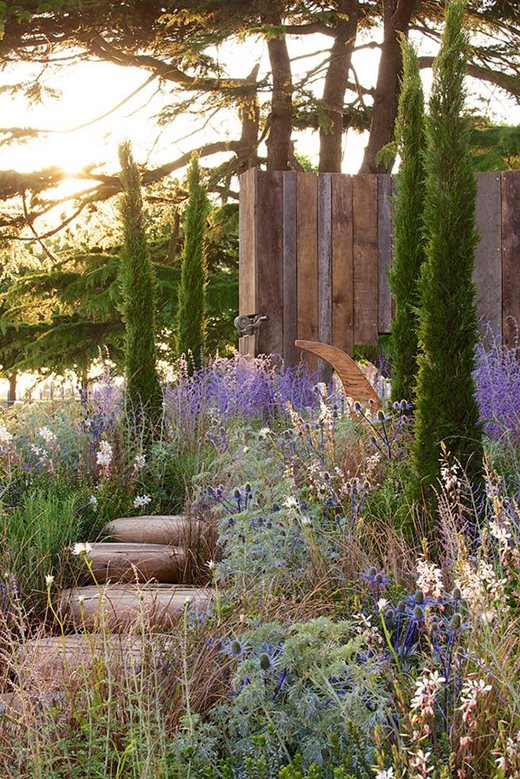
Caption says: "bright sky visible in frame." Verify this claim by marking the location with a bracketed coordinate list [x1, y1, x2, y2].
[0, 29, 517, 212]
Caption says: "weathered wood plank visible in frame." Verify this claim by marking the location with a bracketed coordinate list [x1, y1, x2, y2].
[318, 174, 333, 382]
[256, 171, 284, 355]
[352, 175, 378, 345]
[283, 172, 298, 366]
[331, 174, 354, 355]
[377, 174, 393, 334]
[474, 172, 502, 345]
[297, 173, 319, 371]
[238, 169, 257, 357]
[501, 171, 520, 347]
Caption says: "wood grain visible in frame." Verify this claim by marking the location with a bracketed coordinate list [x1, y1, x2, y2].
[352, 175, 378, 345]
[238, 168, 257, 357]
[318, 174, 333, 382]
[501, 171, 520, 347]
[85, 543, 186, 584]
[377, 174, 393, 334]
[256, 171, 284, 356]
[295, 339, 381, 406]
[332, 175, 354, 355]
[474, 172, 502, 344]
[283, 171, 298, 365]
[297, 173, 319, 371]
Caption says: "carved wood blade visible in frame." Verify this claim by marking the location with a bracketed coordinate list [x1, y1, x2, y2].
[295, 339, 381, 407]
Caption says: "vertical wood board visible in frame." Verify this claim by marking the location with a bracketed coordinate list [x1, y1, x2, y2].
[352, 175, 379, 345]
[331, 175, 354, 355]
[377, 174, 393, 334]
[318, 174, 333, 382]
[501, 171, 520, 347]
[255, 171, 284, 356]
[296, 174, 319, 370]
[283, 172, 298, 366]
[474, 172, 502, 345]
[238, 168, 257, 356]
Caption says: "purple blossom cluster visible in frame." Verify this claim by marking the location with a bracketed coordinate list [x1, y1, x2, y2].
[474, 339, 520, 443]
[164, 354, 320, 425]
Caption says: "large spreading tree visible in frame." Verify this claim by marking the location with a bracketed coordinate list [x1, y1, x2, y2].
[0, 1, 517, 240]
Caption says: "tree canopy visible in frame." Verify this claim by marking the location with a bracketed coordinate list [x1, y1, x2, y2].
[0, 0, 517, 239]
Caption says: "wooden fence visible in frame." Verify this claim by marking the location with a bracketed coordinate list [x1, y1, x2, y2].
[238, 169, 520, 366]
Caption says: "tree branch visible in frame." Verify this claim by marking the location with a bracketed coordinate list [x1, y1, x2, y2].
[418, 56, 520, 99]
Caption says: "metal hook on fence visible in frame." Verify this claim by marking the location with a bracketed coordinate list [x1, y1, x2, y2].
[234, 314, 269, 337]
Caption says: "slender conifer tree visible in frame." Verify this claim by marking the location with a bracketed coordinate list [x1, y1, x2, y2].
[390, 39, 426, 404]
[414, 0, 483, 492]
[118, 141, 162, 435]
[177, 155, 210, 370]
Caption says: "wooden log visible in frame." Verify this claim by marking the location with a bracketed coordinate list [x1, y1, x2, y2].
[58, 584, 213, 631]
[331, 175, 354, 356]
[85, 543, 186, 584]
[295, 339, 381, 406]
[352, 175, 378, 345]
[501, 171, 520, 347]
[297, 173, 319, 371]
[103, 515, 196, 546]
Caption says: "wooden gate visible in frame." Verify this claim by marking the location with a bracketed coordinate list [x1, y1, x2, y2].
[238, 169, 520, 364]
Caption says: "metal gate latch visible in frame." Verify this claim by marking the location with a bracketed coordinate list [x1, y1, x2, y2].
[234, 314, 269, 337]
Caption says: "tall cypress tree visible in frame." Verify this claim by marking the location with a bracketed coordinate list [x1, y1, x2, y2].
[414, 0, 483, 492]
[390, 39, 426, 404]
[118, 141, 162, 434]
[177, 155, 210, 370]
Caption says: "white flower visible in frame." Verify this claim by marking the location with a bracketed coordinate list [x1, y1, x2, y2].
[377, 598, 389, 613]
[133, 494, 152, 509]
[207, 559, 216, 572]
[72, 542, 92, 556]
[0, 425, 13, 445]
[300, 516, 312, 527]
[45, 574, 54, 587]
[133, 454, 146, 471]
[258, 427, 271, 440]
[416, 556, 444, 599]
[374, 769, 394, 779]
[283, 496, 298, 509]
[38, 426, 57, 445]
[489, 519, 511, 546]
[89, 495, 98, 509]
[96, 440, 113, 467]
[77, 595, 85, 605]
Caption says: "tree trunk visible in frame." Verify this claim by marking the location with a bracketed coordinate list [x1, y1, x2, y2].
[360, 0, 415, 173]
[8, 373, 17, 404]
[262, 3, 293, 171]
[319, 0, 359, 172]
[236, 63, 261, 173]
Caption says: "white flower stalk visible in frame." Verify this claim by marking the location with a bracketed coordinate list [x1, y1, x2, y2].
[72, 542, 92, 556]
[133, 494, 152, 509]
[38, 426, 57, 445]
[416, 556, 444, 599]
[96, 440, 113, 468]
[45, 574, 55, 587]
[0, 425, 13, 446]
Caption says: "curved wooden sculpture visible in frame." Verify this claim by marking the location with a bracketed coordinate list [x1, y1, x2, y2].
[295, 339, 381, 407]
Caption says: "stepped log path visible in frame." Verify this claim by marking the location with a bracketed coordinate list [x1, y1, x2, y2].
[1, 514, 214, 720]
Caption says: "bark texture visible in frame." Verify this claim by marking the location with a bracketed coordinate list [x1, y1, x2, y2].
[360, 0, 416, 173]
[319, 0, 359, 172]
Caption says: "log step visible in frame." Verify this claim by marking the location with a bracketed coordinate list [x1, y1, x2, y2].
[103, 515, 198, 546]
[58, 584, 213, 630]
[85, 542, 186, 583]
[16, 634, 174, 677]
